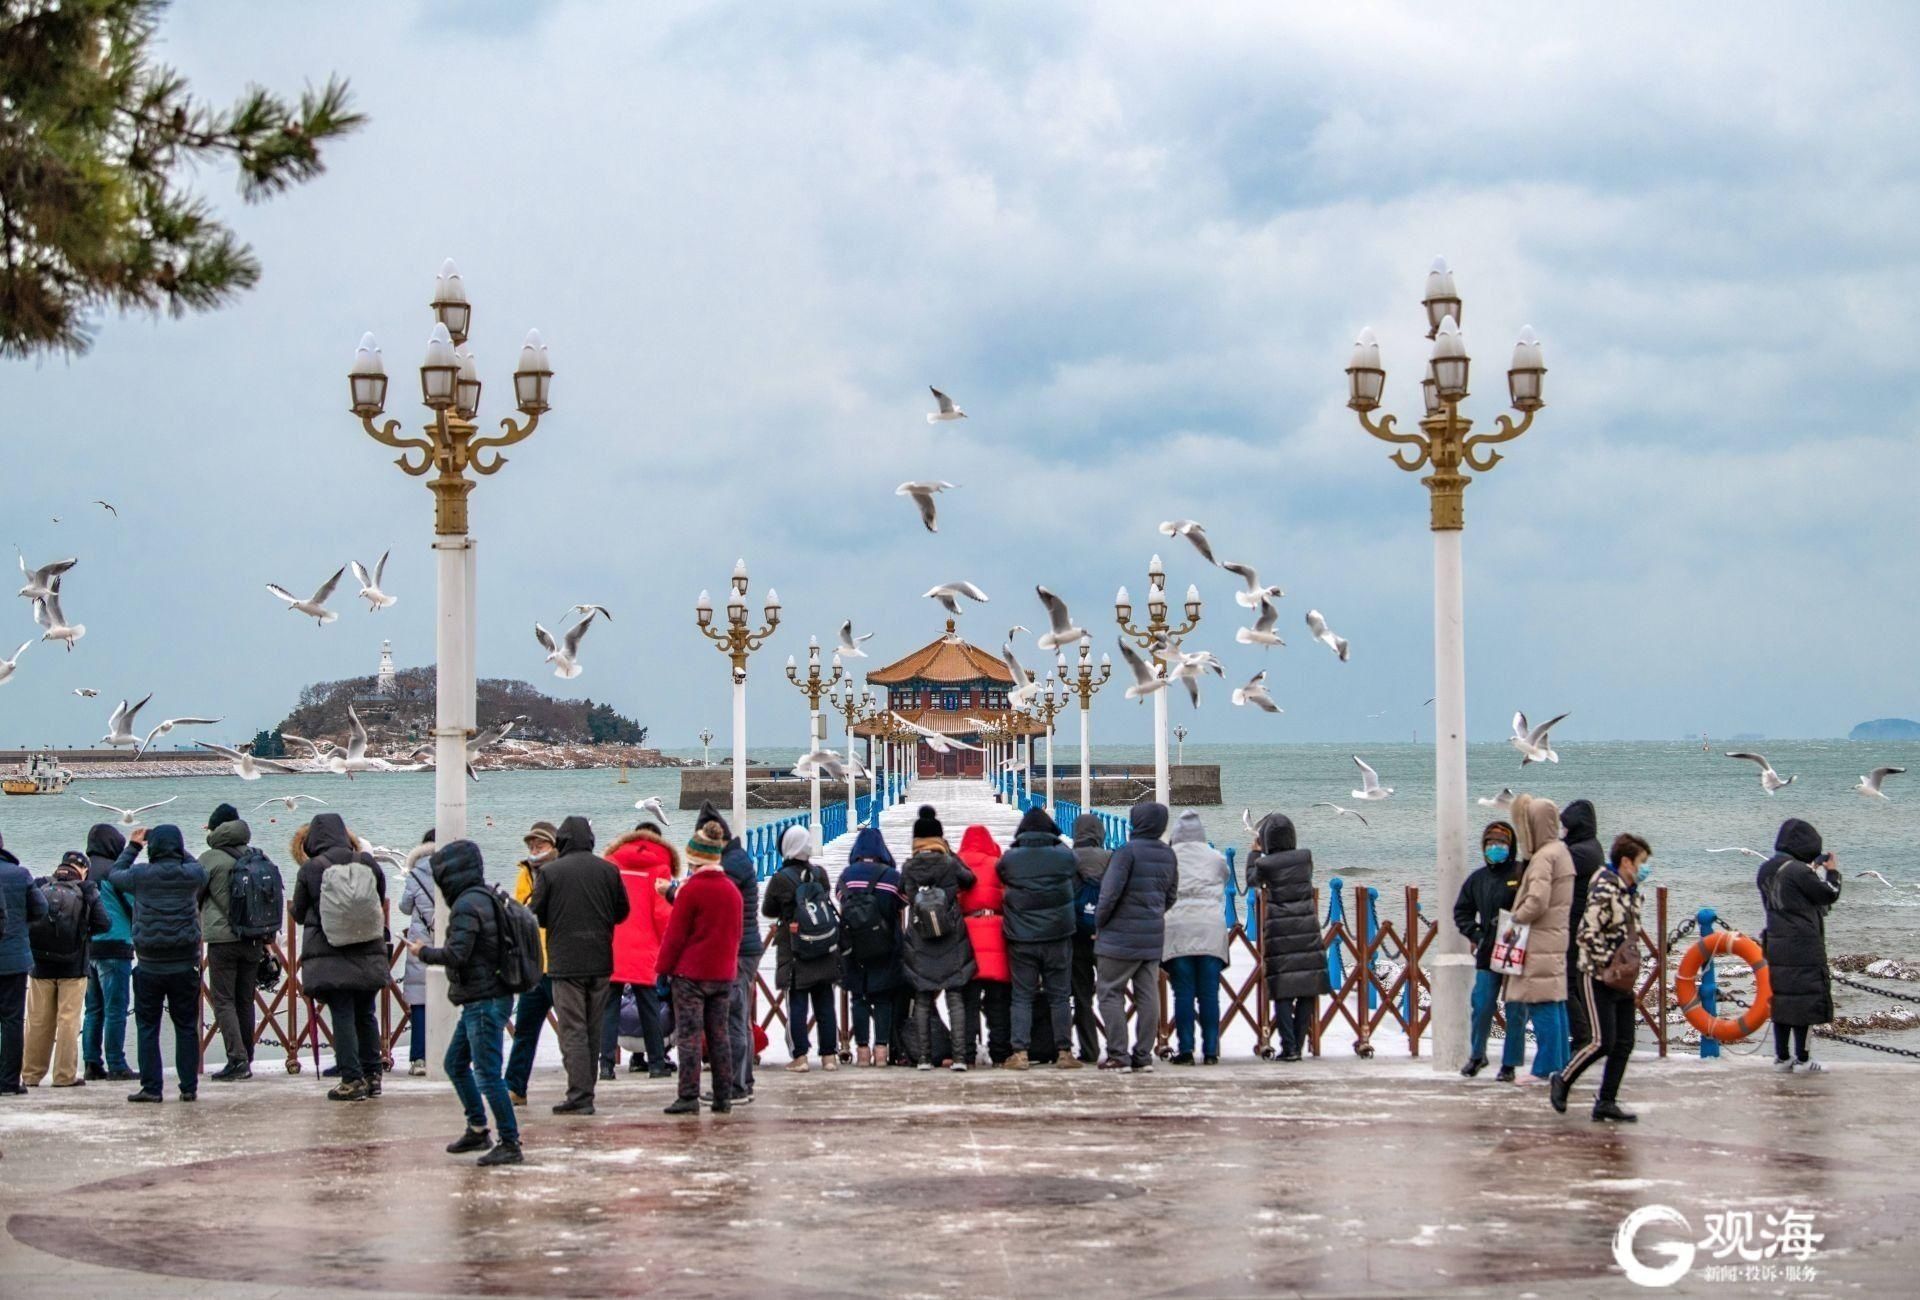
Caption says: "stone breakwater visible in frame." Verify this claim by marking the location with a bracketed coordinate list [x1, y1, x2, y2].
[46, 743, 683, 780]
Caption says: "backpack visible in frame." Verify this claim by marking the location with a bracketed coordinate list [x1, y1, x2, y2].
[788, 866, 841, 962]
[318, 861, 384, 947]
[840, 874, 896, 965]
[486, 887, 545, 994]
[1074, 877, 1102, 939]
[909, 884, 956, 940]
[30, 880, 88, 961]
[227, 847, 285, 941]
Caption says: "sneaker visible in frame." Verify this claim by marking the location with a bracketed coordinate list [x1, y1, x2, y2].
[1800, 1059, 1826, 1074]
[177, 1091, 197, 1102]
[551, 1098, 595, 1116]
[598, 1062, 616, 1082]
[209, 1062, 244, 1083]
[1460, 1057, 1488, 1079]
[1169, 1052, 1194, 1066]
[1495, 1066, 1516, 1083]
[1055, 1053, 1083, 1071]
[1773, 1058, 1797, 1074]
[916, 1062, 933, 1072]
[647, 1064, 675, 1080]
[1279, 1052, 1302, 1063]
[821, 1055, 838, 1072]
[950, 1061, 969, 1072]
[446, 1127, 493, 1155]
[1202, 1055, 1220, 1066]
[508, 1090, 528, 1106]
[785, 1057, 810, 1073]
[1004, 1051, 1030, 1072]
[51, 1078, 86, 1088]
[85, 1063, 108, 1081]
[409, 1061, 427, 1077]
[1548, 1071, 1570, 1114]
[1131, 1060, 1154, 1073]
[1591, 1102, 1638, 1123]
[327, 1080, 369, 1102]
[365, 1076, 382, 1098]
[477, 1140, 524, 1167]
[107, 1068, 137, 1082]
[127, 1089, 162, 1103]
[1097, 1057, 1129, 1071]
[664, 1096, 700, 1115]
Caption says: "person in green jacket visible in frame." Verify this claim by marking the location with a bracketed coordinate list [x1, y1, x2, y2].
[199, 804, 262, 1082]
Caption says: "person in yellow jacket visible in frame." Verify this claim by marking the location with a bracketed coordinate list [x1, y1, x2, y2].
[503, 822, 558, 1103]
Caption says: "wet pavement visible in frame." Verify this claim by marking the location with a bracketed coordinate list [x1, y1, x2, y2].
[3, 1052, 1917, 1297]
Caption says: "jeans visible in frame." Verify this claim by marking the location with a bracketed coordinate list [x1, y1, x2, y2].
[1502, 1000, 1571, 1076]
[323, 989, 381, 1084]
[206, 939, 263, 1067]
[0, 972, 27, 1089]
[1096, 956, 1160, 1065]
[850, 985, 895, 1048]
[1070, 934, 1101, 1061]
[504, 976, 553, 1096]
[962, 980, 1010, 1063]
[1164, 954, 1224, 1058]
[446, 996, 517, 1144]
[551, 975, 610, 1105]
[1562, 977, 1634, 1106]
[84, 956, 132, 1072]
[728, 952, 757, 1096]
[672, 976, 734, 1102]
[133, 966, 201, 1096]
[24, 977, 86, 1085]
[1273, 996, 1313, 1058]
[601, 980, 668, 1069]
[409, 1004, 427, 1063]
[1468, 968, 1501, 1063]
[1008, 939, 1072, 1052]
[787, 980, 837, 1059]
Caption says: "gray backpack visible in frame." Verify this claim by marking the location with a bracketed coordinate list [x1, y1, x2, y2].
[319, 862, 384, 946]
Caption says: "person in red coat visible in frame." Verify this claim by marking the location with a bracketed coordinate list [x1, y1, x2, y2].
[658, 827, 743, 1115]
[956, 825, 1011, 1066]
[604, 824, 679, 1079]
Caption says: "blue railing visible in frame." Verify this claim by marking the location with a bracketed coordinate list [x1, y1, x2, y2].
[747, 811, 810, 880]
[1697, 907, 1721, 1060]
[1324, 879, 1347, 993]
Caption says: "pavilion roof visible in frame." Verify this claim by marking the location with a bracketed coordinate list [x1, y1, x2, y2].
[864, 621, 1012, 686]
[853, 705, 1047, 738]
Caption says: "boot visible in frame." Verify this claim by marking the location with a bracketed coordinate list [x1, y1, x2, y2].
[1591, 1101, 1638, 1123]
[1460, 1057, 1487, 1078]
[327, 1079, 369, 1102]
[1548, 1071, 1570, 1114]
[598, 1062, 616, 1082]
[1494, 1066, 1515, 1083]
[445, 1127, 492, 1155]
[477, 1140, 524, 1167]
[1055, 1053, 1083, 1070]
[821, 1055, 839, 1072]
[1004, 1051, 1029, 1072]
[1169, 1052, 1194, 1066]
[664, 1096, 700, 1115]
[855, 1046, 872, 1067]
[85, 1063, 108, 1081]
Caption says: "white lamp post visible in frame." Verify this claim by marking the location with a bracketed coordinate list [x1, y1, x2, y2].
[1066, 635, 1113, 809]
[698, 728, 714, 767]
[696, 560, 780, 835]
[785, 639, 843, 849]
[1115, 555, 1200, 809]
[1173, 724, 1188, 766]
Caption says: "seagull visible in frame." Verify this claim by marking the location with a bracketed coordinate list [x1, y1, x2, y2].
[195, 740, 299, 781]
[535, 612, 595, 679]
[350, 551, 396, 611]
[927, 386, 966, 423]
[267, 566, 345, 625]
[896, 481, 957, 532]
[77, 795, 179, 826]
[1230, 669, 1282, 713]
[1001, 643, 1039, 707]
[634, 796, 671, 826]
[136, 714, 223, 758]
[465, 715, 527, 781]
[925, 581, 990, 616]
[1510, 711, 1570, 766]
[1220, 560, 1283, 609]
[1006, 625, 1030, 642]
[0, 641, 26, 685]
[1306, 610, 1350, 662]
[326, 704, 389, 780]
[560, 604, 613, 624]
[1476, 786, 1516, 810]
[1313, 801, 1371, 828]
[17, 555, 76, 603]
[280, 733, 336, 763]
[94, 500, 117, 517]
[1726, 751, 1796, 794]
[1857, 766, 1906, 799]
[1705, 846, 1767, 859]
[893, 712, 981, 754]
[794, 748, 849, 782]
[1351, 755, 1393, 801]
[32, 588, 85, 650]
[1168, 649, 1225, 707]
[101, 694, 153, 748]
[837, 619, 874, 659]
[1116, 639, 1166, 699]
[255, 794, 327, 812]
[73, 687, 98, 697]
[1158, 520, 1217, 566]
[1034, 586, 1087, 650]
[1858, 870, 1896, 888]
[1235, 594, 1286, 648]
[1242, 807, 1256, 834]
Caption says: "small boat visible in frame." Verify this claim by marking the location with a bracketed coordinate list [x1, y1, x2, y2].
[3, 752, 73, 796]
[617, 764, 630, 785]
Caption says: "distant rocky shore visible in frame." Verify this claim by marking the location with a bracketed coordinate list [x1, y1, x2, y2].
[52, 743, 684, 781]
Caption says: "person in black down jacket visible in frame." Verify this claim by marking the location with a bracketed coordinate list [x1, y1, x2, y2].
[108, 825, 208, 1103]
[1757, 818, 1842, 1073]
[1247, 813, 1332, 1063]
[900, 805, 977, 1071]
[82, 823, 136, 1082]
[530, 814, 629, 1115]
[0, 832, 48, 1095]
[288, 813, 389, 1102]
[1069, 813, 1110, 1063]
[1559, 799, 1603, 1053]
[409, 839, 522, 1167]
[762, 824, 839, 1072]
[1451, 821, 1519, 1077]
[997, 806, 1080, 1072]
[1094, 802, 1178, 1071]
[23, 852, 109, 1088]
[836, 826, 904, 1067]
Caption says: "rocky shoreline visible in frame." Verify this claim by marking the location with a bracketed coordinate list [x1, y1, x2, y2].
[43, 743, 685, 781]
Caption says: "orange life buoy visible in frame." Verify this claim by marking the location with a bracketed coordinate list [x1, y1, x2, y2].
[1673, 930, 1772, 1041]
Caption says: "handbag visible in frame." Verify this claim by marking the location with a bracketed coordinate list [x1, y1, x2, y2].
[1489, 909, 1530, 976]
[1598, 934, 1642, 993]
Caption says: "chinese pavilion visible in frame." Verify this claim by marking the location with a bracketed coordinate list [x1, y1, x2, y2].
[855, 621, 1047, 778]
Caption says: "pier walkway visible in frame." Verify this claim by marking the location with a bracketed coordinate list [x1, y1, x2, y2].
[813, 776, 1021, 880]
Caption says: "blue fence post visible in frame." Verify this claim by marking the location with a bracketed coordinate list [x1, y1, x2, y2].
[1363, 887, 1380, 1012]
[1697, 907, 1721, 1060]
[1324, 879, 1347, 992]
[1222, 847, 1239, 930]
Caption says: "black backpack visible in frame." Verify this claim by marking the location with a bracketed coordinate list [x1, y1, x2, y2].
[227, 847, 286, 940]
[30, 880, 88, 961]
[839, 874, 895, 965]
[788, 866, 841, 962]
[909, 884, 956, 940]
[1074, 877, 1101, 939]
[486, 887, 545, 993]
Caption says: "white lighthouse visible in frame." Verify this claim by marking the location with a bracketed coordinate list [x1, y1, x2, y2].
[376, 640, 397, 695]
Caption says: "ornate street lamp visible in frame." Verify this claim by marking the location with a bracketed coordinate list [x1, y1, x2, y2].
[1173, 724, 1189, 766]
[1032, 661, 1071, 816]
[695, 558, 781, 834]
[785, 639, 844, 845]
[827, 679, 877, 831]
[1345, 255, 1547, 1075]
[348, 258, 551, 1078]
[1064, 634, 1113, 809]
[1115, 554, 1201, 809]
[698, 727, 714, 768]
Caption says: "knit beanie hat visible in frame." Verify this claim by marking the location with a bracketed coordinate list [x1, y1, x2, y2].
[780, 823, 814, 861]
[208, 803, 241, 832]
[525, 821, 558, 847]
[911, 804, 943, 840]
[686, 819, 728, 866]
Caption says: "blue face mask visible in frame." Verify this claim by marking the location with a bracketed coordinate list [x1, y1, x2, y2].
[1485, 843, 1511, 865]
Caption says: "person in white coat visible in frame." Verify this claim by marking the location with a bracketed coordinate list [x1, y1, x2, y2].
[396, 831, 436, 1076]
[1162, 810, 1230, 1065]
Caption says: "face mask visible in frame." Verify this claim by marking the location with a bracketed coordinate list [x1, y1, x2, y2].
[1484, 843, 1511, 865]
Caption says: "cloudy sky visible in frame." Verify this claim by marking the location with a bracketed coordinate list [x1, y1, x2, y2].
[8, 1, 1918, 752]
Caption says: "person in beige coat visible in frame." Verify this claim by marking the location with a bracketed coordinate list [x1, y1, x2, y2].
[1498, 795, 1574, 1080]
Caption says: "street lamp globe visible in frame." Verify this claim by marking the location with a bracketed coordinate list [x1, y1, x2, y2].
[1345, 326, 1385, 412]
[431, 258, 471, 344]
[420, 322, 459, 409]
[453, 343, 482, 420]
[1147, 554, 1165, 582]
[349, 332, 387, 416]
[695, 589, 714, 629]
[731, 558, 749, 597]
[764, 587, 782, 626]
[1508, 325, 1547, 411]
[513, 329, 552, 414]
[1430, 314, 1469, 401]
[726, 589, 747, 625]
[1184, 584, 1203, 622]
[1114, 586, 1132, 623]
[1421, 364, 1442, 418]
[1422, 254, 1461, 339]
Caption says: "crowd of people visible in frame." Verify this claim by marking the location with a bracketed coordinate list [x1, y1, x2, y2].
[0, 791, 1844, 1167]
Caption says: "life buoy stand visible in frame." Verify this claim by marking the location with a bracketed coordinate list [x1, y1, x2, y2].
[1674, 930, 1772, 1041]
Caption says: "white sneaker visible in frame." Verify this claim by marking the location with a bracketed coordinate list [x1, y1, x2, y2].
[1773, 1059, 1796, 1073]
[916, 1062, 932, 1072]
[950, 1061, 969, 1072]
[1800, 1059, 1826, 1073]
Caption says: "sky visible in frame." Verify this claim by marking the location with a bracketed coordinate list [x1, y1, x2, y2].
[6, 1, 1919, 753]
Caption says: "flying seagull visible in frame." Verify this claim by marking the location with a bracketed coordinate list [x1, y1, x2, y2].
[1305, 610, 1350, 662]
[1351, 755, 1393, 801]
[280, 733, 335, 763]
[136, 714, 223, 758]
[1476, 786, 1516, 810]
[17, 555, 76, 603]
[465, 715, 527, 781]
[32, 588, 85, 650]
[77, 794, 179, 826]
[350, 551, 396, 611]
[1220, 560, 1283, 609]
[924, 580, 989, 616]
[1235, 593, 1286, 648]
[535, 612, 595, 679]
[1705, 846, 1767, 859]
[896, 480, 957, 532]
[255, 794, 327, 812]
[1857, 766, 1906, 799]
[73, 687, 98, 697]
[326, 703, 387, 779]
[634, 796, 671, 826]
[1313, 801, 1371, 828]
[1726, 751, 1796, 794]
[1034, 586, 1087, 650]
[1158, 520, 1217, 566]
[94, 500, 117, 517]
[101, 694, 153, 748]
[1510, 711, 1570, 766]
[267, 566, 345, 625]
[560, 604, 613, 624]
[1001, 643, 1039, 708]
[794, 748, 849, 782]
[195, 739, 300, 781]
[1167, 649, 1225, 708]
[837, 619, 874, 659]
[1242, 807, 1256, 834]
[927, 386, 966, 423]
[1857, 870, 1896, 887]
[0, 641, 26, 685]
[1231, 669, 1282, 713]
[1116, 639, 1166, 700]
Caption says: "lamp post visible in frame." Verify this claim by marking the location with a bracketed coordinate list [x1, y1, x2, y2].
[1173, 724, 1188, 766]
[1115, 554, 1202, 809]
[347, 258, 553, 1079]
[785, 638, 844, 847]
[1064, 635, 1113, 808]
[1032, 663, 1071, 816]
[698, 728, 714, 768]
[827, 680, 876, 831]
[696, 559, 781, 835]
[1345, 254, 1547, 1075]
